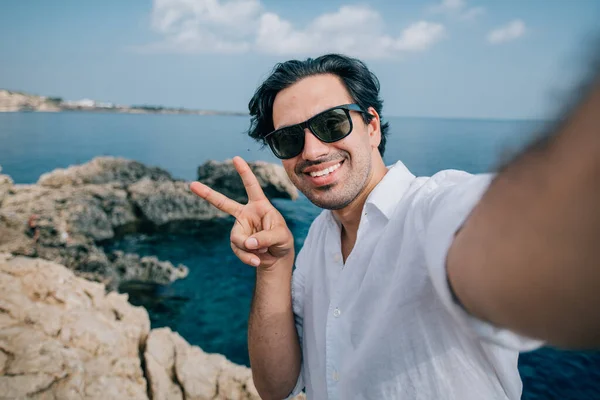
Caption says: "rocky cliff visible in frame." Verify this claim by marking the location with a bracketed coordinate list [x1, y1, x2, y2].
[0, 157, 297, 290]
[0, 90, 61, 112]
[198, 160, 298, 203]
[0, 89, 247, 115]
[0, 253, 305, 399]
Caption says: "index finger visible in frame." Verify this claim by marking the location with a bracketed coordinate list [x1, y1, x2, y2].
[233, 156, 267, 202]
[190, 181, 242, 217]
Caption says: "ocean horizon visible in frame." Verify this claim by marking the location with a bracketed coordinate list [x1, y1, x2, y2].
[0, 111, 544, 183]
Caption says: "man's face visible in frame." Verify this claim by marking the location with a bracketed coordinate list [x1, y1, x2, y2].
[272, 74, 381, 210]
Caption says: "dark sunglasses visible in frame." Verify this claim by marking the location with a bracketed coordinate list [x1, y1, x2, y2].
[264, 103, 369, 159]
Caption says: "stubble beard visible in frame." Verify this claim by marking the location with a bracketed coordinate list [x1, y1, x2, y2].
[296, 155, 372, 211]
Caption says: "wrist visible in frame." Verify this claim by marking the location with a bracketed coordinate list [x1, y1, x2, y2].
[257, 253, 294, 281]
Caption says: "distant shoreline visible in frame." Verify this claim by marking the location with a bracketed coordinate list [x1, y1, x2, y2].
[14, 107, 249, 117]
[0, 89, 247, 116]
[0, 89, 548, 122]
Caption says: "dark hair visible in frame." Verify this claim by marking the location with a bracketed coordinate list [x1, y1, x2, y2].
[247, 54, 390, 156]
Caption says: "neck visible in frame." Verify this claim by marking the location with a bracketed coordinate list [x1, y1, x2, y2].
[333, 156, 388, 239]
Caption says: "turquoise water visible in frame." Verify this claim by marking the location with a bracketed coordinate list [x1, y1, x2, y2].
[1, 112, 599, 399]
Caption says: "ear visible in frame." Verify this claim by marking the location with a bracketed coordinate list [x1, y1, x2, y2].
[366, 107, 381, 150]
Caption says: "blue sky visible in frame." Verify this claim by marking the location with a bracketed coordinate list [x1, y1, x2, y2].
[1, 0, 598, 119]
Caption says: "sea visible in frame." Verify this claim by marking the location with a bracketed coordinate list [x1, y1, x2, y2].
[1, 111, 599, 399]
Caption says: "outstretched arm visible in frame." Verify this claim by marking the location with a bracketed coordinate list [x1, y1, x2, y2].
[447, 68, 600, 348]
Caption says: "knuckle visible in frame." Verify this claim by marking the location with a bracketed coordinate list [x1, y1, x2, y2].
[259, 232, 272, 246]
[231, 240, 244, 252]
[230, 235, 244, 248]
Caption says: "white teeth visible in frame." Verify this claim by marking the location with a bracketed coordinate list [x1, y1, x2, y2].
[309, 162, 341, 177]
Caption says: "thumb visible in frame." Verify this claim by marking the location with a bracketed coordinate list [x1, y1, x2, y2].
[245, 226, 292, 252]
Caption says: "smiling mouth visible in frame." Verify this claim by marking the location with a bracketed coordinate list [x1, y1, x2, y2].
[306, 161, 343, 178]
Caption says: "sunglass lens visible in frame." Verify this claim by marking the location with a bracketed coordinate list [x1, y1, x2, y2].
[269, 125, 305, 159]
[310, 108, 351, 142]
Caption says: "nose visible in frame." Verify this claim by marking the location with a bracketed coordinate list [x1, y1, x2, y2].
[301, 129, 329, 161]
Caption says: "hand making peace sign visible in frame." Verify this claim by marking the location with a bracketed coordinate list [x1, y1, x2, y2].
[190, 156, 295, 271]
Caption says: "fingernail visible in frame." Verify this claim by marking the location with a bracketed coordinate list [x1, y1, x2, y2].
[251, 257, 260, 266]
[246, 237, 258, 249]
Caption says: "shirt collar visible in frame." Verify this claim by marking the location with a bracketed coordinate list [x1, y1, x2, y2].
[326, 160, 416, 226]
[365, 160, 416, 220]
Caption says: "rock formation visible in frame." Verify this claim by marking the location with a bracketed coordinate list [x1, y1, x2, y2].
[197, 159, 298, 203]
[0, 166, 13, 206]
[0, 253, 305, 399]
[0, 159, 191, 291]
[0, 253, 150, 399]
[0, 157, 296, 290]
[0, 90, 61, 112]
[37, 157, 174, 188]
[0, 89, 249, 115]
[145, 328, 264, 400]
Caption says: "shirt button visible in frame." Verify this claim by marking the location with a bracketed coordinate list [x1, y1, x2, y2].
[332, 370, 340, 382]
[333, 307, 341, 317]
[334, 253, 341, 263]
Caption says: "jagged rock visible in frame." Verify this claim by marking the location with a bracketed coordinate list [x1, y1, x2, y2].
[145, 328, 265, 400]
[128, 177, 226, 226]
[0, 169, 12, 206]
[37, 156, 173, 188]
[0, 90, 61, 112]
[67, 184, 137, 240]
[109, 251, 188, 286]
[0, 183, 130, 243]
[0, 253, 149, 399]
[0, 175, 210, 288]
[0, 163, 186, 288]
[0, 254, 305, 400]
[197, 159, 298, 203]
[0, 182, 155, 290]
[0, 157, 295, 288]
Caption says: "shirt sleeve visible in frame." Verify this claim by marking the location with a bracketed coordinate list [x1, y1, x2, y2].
[285, 261, 306, 398]
[421, 170, 544, 352]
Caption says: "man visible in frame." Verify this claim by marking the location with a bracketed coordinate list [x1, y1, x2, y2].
[191, 54, 600, 399]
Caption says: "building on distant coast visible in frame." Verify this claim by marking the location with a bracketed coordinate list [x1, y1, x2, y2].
[62, 99, 115, 110]
[95, 102, 115, 109]
[64, 99, 96, 108]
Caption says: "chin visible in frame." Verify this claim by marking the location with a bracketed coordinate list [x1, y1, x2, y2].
[304, 190, 356, 210]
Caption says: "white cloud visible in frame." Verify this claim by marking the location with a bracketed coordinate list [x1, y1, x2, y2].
[140, 0, 446, 59]
[429, 0, 485, 21]
[393, 21, 446, 51]
[487, 19, 526, 44]
[311, 5, 383, 34]
[430, 0, 466, 13]
[460, 6, 485, 20]
[147, 0, 262, 53]
[256, 6, 445, 58]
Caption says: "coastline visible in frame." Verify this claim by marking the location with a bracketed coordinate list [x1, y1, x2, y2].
[0, 89, 247, 116]
[0, 157, 297, 290]
[0, 252, 306, 399]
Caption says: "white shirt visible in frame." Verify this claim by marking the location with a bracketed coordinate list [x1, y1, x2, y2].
[288, 161, 542, 400]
